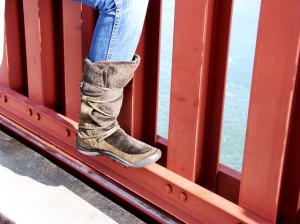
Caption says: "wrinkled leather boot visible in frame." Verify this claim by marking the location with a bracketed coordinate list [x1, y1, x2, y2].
[76, 55, 161, 167]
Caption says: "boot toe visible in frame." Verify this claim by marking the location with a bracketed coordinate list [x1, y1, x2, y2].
[131, 148, 162, 168]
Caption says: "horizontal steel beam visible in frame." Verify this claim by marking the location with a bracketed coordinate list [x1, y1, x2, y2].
[0, 112, 178, 224]
[0, 85, 270, 223]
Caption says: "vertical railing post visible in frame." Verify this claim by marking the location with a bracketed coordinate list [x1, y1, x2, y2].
[116, 0, 162, 146]
[82, 5, 97, 62]
[167, 0, 234, 185]
[239, 0, 300, 222]
[1, 0, 26, 94]
[200, 0, 233, 189]
[22, 0, 44, 103]
[22, 0, 57, 108]
[39, 0, 57, 108]
[62, 0, 82, 121]
[277, 53, 300, 224]
[167, 0, 215, 181]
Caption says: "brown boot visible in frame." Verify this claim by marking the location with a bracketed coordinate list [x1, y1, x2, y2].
[76, 55, 161, 167]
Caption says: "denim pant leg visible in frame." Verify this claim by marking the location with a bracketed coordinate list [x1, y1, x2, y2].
[73, 0, 149, 62]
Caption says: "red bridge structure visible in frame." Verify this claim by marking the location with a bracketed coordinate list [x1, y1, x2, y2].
[0, 0, 299, 223]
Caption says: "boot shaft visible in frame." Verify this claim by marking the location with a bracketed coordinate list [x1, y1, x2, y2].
[82, 55, 140, 94]
[78, 56, 140, 140]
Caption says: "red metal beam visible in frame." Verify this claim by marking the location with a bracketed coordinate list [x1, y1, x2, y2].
[167, 0, 214, 181]
[118, 81, 135, 136]
[155, 136, 168, 166]
[167, 0, 233, 185]
[1, 0, 26, 94]
[3, 0, 299, 222]
[239, 0, 300, 222]
[216, 164, 240, 204]
[118, 0, 162, 148]
[61, 0, 82, 121]
[82, 5, 97, 62]
[200, 0, 233, 190]
[21, 0, 66, 110]
[0, 113, 179, 224]
[0, 85, 270, 223]
[22, 0, 44, 103]
[133, 0, 162, 145]
[277, 53, 300, 224]
[39, 0, 57, 109]
[0, 2, 10, 87]
[21, 0, 58, 108]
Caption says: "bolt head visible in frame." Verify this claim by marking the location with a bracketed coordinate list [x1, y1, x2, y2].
[36, 113, 41, 120]
[179, 192, 187, 202]
[164, 184, 172, 193]
[28, 109, 33, 116]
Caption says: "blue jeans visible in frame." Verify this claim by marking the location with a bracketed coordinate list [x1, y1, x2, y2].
[74, 0, 149, 62]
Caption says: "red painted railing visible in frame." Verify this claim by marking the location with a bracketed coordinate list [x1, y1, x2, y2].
[0, 0, 299, 223]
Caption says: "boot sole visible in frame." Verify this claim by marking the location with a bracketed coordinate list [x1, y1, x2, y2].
[76, 140, 161, 168]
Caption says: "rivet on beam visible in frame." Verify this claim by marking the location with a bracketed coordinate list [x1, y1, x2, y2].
[179, 192, 188, 202]
[66, 129, 71, 137]
[164, 184, 173, 193]
[28, 108, 33, 116]
[35, 113, 41, 120]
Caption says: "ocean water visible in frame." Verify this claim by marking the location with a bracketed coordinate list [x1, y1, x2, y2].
[157, 0, 261, 172]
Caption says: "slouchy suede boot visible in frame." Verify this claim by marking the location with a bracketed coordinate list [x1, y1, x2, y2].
[76, 55, 161, 167]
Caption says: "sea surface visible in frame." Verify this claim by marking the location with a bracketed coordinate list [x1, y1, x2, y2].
[157, 0, 261, 171]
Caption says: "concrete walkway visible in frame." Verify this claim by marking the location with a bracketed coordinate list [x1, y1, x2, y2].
[0, 130, 144, 224]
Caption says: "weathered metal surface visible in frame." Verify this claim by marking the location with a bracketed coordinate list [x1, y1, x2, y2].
[1, 0, 26, 93]
[167, 0, 214, 181]
[277, 52, 300, 224]
[239, 0, 300, 222]
[0, 85, 270, 223]
[23, 0, 44, 104]
[133, 0, 161, 146]
[0, 114, 180, 224]
[167, 0, 235, 191]
[61, 0, 82, 121]
[199, 0, 233, 190]
[216, 164, 241, 204]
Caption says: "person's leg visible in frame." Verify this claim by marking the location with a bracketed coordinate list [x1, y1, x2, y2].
[74, 0, 161, 167]
[74, 0, 148, 62]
